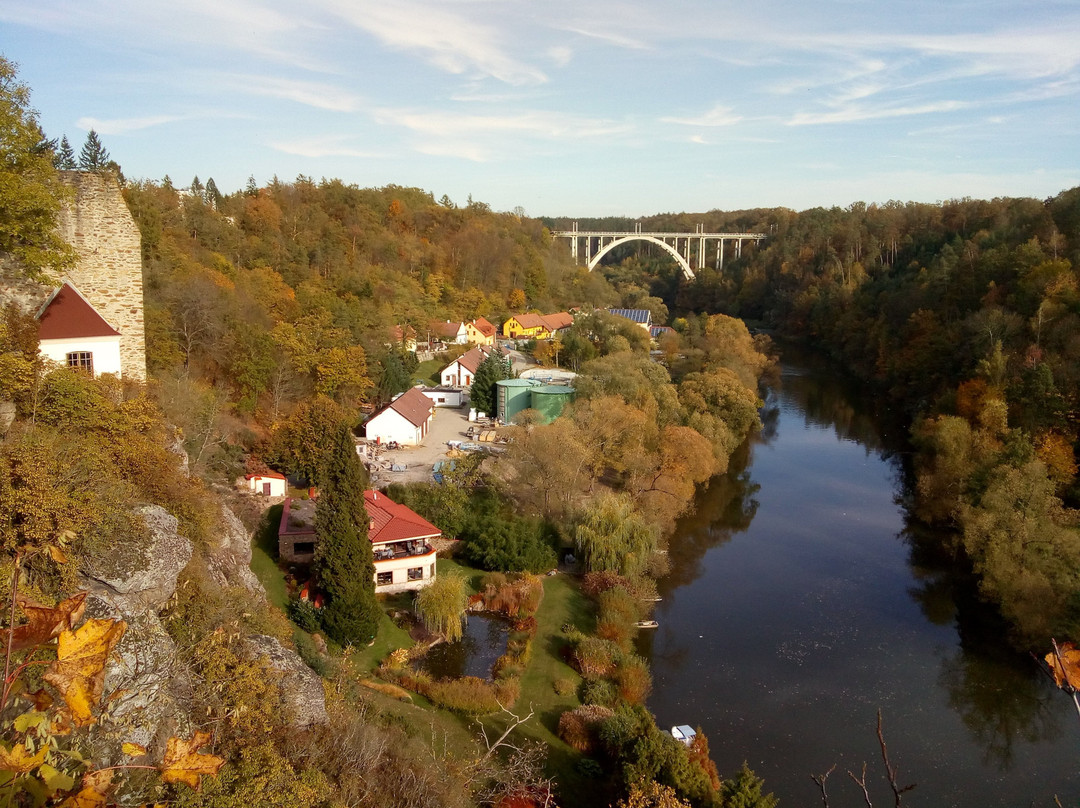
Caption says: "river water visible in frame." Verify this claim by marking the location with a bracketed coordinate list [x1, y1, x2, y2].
[640, 350, 1080, 807]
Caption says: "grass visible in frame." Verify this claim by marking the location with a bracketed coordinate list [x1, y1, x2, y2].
[414, 358, 443, 386]
[250, 502, 289, 611]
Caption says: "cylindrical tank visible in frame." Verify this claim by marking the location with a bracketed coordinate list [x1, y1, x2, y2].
[529, 385, 576, 424]
[496, 378, 540, 423]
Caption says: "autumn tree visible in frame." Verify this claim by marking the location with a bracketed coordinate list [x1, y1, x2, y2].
[0, 56, 75, 279]
[576, 493, 658, 578]
[414, 571, 468, 641]
[313, 424, 379, 646]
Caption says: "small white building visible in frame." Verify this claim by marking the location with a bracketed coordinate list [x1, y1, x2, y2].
[245, 471, 288, 497]
[440, 345, 501, 388]
[364, 387, 435, 445]
[366, 490, 440, 594]
[36, 283, 123, 377]
[420, 386, 464, 408]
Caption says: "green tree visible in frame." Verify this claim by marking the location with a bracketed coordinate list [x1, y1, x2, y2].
[470, 350, 511, 416]
[314, 425, 379, 646]
[78, 129, 110, 171]
[0, 56, 75, 280]
[719, 763, 777, 808]
[204, 176, 222, 208]
[376, 350, 411, 405]
[576, 493, 658, 578]
[55, 135, 76, 169]
[413, 571, 468, 641]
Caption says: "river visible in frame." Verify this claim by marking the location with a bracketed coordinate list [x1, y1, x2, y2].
[640, 349, 1080, 807]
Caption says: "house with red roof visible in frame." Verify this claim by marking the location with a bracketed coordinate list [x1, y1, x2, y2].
[428, 320, 469, 345]
[440, 344, 502, 388]
[464, 317, 497, 346]
[365, 489, 440, 592]
[363, 387, 435, 445]
[277, 491, 440, 592]
[502, 312, 574, 340]
[35, 283, 123, 377]
[245, 470, 288, 497]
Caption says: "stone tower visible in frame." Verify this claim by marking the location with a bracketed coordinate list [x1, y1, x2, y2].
[54, 171, 147, 381]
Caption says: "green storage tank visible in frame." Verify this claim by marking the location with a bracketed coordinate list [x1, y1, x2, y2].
[496, 378, 540, 423]
[529, 385, 576, 424]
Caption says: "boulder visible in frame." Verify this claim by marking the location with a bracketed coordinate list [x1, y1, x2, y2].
[82, 504, 192, 611]
[207, 504, 266, 596]
[244, 635, 328, 728]
[86, 593, 192, 752]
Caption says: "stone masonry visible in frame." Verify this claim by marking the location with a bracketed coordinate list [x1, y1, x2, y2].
[0, 171, 147, 381]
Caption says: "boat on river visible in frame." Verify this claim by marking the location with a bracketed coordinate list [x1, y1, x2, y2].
[635, 620, 659, 628]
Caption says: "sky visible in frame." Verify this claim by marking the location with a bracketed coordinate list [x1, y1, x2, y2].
[4, 0, 1080, 216]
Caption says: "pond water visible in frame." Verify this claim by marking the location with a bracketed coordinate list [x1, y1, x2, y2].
[420, 613, 509, 680]
[640, 348, 1080, 807]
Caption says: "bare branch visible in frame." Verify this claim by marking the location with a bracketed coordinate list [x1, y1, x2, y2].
[877, 710, 916, 806]
[810, 763, 837, 808]
[846, 762, 873, 808]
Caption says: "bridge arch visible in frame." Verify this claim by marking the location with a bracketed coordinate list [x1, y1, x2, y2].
[587, 235, 695, 279]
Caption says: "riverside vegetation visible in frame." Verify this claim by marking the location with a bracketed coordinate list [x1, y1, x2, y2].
[3, 53, 1079, 805]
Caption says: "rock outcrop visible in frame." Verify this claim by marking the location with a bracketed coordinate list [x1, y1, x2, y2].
[207, 504, 266, 596]
[244, 635, 328, 728]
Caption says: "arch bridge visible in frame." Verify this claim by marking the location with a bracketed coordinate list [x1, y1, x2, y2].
[551, 223, 766, 280]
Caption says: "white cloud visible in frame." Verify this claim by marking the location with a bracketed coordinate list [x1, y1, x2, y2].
[789, 100, 969, 126]
[316, 0, 547, 85]
[662, 104, 742, 127]
[374, 107, 629, 140]
[548, 45, 573, 67]
[269, 136, 379, 158]
[76, 114, 184, 135]
[223, 75, 363, 112]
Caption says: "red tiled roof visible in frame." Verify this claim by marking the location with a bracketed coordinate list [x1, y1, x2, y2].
[429, 321, 464, 339]
[509, 313, 545, 329]
[364, 490, 441, 544]
[37, 283, 120, 340]
[473, 317, 497, 337]
[540, 312, 573, 331]
[385, 387, 434, 427]
[245, 471, 287, 481]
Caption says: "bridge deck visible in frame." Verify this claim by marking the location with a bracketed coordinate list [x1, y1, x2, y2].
[552, 230, 765, 238]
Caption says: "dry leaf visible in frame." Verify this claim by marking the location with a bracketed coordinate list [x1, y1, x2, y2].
[0, 742, 48, 774]
[48, 545, 70, 564]
[160, 731, 225, 790]
[1045, 641, 1080, 690]
[43, 619, 127, 726]
[23, 689, 54, 711]
[6, 593, 88, 651]
[58, 769, 113, 808]
[121, 742, 147, 757]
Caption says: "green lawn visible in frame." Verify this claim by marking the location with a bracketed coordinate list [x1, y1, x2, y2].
[250, 502, 289, 611]
[414, 358, 443, 385]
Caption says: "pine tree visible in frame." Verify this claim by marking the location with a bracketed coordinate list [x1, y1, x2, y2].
[314, 424, 379, 646]
[78, 129, 110, 171]
[204, 177, 222, 208]
[190, 175, 203, 197]
[55, 135, 76, 169]
[470, 350, 512, 416]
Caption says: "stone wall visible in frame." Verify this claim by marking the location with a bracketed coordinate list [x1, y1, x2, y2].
[0, 171, 147, 381]
[56, 171, 147, 381]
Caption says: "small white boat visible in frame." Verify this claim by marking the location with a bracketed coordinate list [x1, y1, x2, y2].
[671, 725, 697, 745]
[635, 620, 659, 629]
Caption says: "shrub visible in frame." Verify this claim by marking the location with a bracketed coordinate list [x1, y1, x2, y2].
[613, 655, 652, 705]
[424, 676, 515, 714]
[580, 679, 617, 708]
[597, 618, 633, 650]
[289, 598, 320, 632]
[581, 571, 630, 598]
[598, 587, 641, 625]
[573, 637, 620, 680]
[484, 574, 544, 618]
[557, 705, 615, 753]
[553, 677, 575, 696]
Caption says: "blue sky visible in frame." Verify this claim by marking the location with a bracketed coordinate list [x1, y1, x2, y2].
[4, 0, 1079, 216]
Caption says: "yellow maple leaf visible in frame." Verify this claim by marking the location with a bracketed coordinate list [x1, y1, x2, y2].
[160, 731, 225, 790]
[43, 619, 127, 726]
[0, 742, 48, 774]
[121, 742, 147, 757]
[57, 769, 112, 808]
[1045, 641, 1080, 691]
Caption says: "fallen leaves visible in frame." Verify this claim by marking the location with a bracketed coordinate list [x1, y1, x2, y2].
[6, 593, 87, 651]
[1045, 640, 1080, 691]
[44, 618, 127, 726]
[161, 731, 225, 790]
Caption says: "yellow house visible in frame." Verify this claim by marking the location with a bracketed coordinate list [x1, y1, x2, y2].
[465, 317, 497, 346]
[503, 313, 549, 339]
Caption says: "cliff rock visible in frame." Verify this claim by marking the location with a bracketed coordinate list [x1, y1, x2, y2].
[244, 635, 328, 728]
[207, 504, 266, 596]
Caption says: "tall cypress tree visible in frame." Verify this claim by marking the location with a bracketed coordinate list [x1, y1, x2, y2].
[314, 424, 379, 645]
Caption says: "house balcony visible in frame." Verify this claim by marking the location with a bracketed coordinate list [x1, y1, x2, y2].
[373, 541, 435, 562]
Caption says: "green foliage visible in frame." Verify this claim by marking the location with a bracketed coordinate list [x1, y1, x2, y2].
[0, 56, 75, 279]
[719, 763, 778, 808]
[576, 493, 658, 578]
[314, 425, 379, 646]
[78, 129, 110, 171]
[175, 742, 331, 808]
[413, 571, 468, 641]
[470, 350, 512, 415]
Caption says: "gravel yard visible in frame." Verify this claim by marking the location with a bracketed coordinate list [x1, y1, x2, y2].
[367, 406, 478, 485]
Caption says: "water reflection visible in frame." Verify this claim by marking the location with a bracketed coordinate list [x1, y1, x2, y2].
[419, 614, 509, 680]
[645, 347, 1080, 806]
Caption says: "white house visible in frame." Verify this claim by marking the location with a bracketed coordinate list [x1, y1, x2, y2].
[366, 489, 440, 594]
[245, 471, 288, 497]
[428, 320, 469, 345]
[36, 283, 123, 377]
[363, 387, 435, 445]
[440, 345, 500, 388]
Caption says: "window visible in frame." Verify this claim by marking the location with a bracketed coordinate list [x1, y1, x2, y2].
[408, 567, 423, 581]
[66, 351, 93, 374]
[376, 571, 393, 586]
[293, 541, 315, 556]
[465, 375, 471, 385]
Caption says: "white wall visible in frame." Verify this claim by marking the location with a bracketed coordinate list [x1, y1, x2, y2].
[365, 408, 423, 445]
[39, 335, 122, 377]
[248, 476, 287, 496]
[422, 389, 463, 407]
[374, 547, 437, 594]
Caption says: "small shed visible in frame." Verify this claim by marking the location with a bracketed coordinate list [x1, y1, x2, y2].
[671, 726, 697, 746]
[245, 471, 287, 497]
[420, 386, 464, 408]
[529, 385, 576, 424]
[496, 378, 540, 423]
